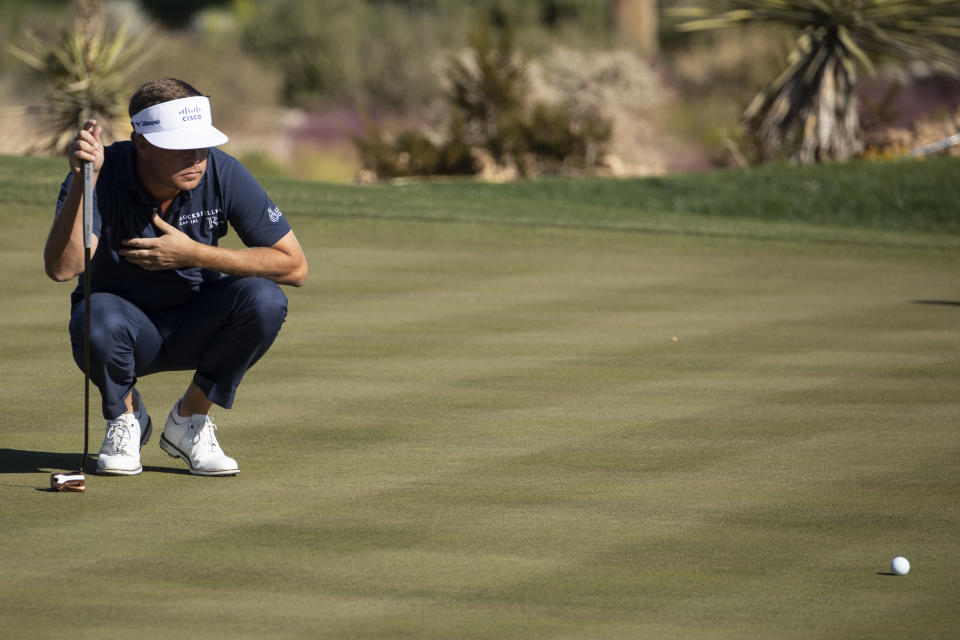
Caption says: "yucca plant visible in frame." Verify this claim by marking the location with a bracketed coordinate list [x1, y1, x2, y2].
[6, 6, 153, 154]
[672, 1, 960, 164]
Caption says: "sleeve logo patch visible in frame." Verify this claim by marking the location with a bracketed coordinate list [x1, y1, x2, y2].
[267, 205, 283, 223]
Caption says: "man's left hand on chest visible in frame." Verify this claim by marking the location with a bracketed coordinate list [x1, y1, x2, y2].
[120, 214, 199, 271]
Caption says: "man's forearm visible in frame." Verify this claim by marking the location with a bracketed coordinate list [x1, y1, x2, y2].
[119, 217, 308, 286]
[192, 243, 307, 286]
[48, 121, 103, 282]
[44, 178, 96, 282]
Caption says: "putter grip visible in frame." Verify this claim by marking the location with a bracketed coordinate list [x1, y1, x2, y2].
[82, 160, 93, 249]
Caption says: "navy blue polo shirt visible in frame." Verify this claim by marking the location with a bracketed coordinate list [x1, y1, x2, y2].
[56, 141, 292, 310]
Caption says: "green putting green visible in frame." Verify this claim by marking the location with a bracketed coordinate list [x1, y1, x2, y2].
[1, 155, 958, 638]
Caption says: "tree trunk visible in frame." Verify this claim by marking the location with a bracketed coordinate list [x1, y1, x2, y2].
[747, 40, 863, 164]
[612, 0, 658, 56]
[799, 55, 861, 163]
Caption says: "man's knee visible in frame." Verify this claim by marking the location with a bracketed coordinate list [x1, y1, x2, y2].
[70, 294, 136, 358]
[233, 278, 288, 335]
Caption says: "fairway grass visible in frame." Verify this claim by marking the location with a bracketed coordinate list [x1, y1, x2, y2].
[2, 156, 959, 638]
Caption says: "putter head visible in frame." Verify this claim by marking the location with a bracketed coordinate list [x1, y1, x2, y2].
[50, 472, 86, 492]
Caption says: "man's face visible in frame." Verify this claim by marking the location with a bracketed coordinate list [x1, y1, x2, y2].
[135, 136, 209, 195]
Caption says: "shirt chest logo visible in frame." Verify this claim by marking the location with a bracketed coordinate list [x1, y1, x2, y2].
[176, 208, 222, 230]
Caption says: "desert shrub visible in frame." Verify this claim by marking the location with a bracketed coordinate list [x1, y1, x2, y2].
[240, 0, 615, 111]
[354, 18, 612, 180]
[370, 0, 611, 44]
[437, 118, 479, 175]
[241, 0, 452, 110]
[525, 102, 612, 170]
[355, 119, 476, 179]
[447, 20, 526, 164]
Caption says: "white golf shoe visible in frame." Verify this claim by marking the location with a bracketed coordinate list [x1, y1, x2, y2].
[159, 402, 239, 476]
[97, 413, 145, 476]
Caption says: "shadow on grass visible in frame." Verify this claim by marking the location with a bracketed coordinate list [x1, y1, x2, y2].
[0, 448, 87, 492]
[142, 465, 191, 475]
[0, 448, 189, 477]
[0, 448, 81, 474]
[912, 300, 960, 307]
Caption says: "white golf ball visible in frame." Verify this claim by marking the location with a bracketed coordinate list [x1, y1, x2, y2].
[891, 556, 910, 575]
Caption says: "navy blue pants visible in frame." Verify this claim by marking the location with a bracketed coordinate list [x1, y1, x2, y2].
[70, 277, 288, 419]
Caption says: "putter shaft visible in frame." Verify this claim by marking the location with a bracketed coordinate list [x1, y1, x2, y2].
[81, 160, 93, 474]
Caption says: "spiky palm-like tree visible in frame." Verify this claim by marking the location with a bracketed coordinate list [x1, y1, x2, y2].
[672, 1, 960, 164]
[6, 0, 153, 154]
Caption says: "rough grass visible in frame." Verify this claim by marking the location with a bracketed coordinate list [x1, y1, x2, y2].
[255, 156, 960, 248]
[2, 154, 959, 638]
[7, 155, 960, 240]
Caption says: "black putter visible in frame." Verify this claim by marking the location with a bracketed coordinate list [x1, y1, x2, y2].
[50, 159, 93, 492]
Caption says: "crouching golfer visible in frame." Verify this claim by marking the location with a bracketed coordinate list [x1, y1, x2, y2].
[44, 78, 308, 476]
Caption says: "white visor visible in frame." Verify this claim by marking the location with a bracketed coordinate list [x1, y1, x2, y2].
[130, 95, 228, 150]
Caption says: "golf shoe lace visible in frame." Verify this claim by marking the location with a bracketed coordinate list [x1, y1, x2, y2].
[192, 418, 222, 453]
[105, 421, 133, 453]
